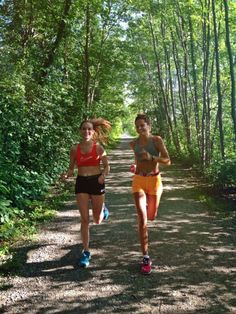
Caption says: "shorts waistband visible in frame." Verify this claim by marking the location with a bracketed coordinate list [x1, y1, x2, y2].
[77, 174, 101, 179]
[135, 171, 160, 177]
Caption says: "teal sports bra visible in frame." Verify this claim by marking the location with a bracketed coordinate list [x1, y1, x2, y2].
[134, 137, 160, 161]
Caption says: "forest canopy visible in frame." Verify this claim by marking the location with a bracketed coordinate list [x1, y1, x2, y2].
[0, 0, 235, 223]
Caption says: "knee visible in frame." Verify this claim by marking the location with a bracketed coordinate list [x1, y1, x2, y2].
[138, 216, 147, 229]
[80, 217, 90, 226]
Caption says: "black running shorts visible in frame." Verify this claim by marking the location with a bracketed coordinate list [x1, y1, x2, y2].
[75, 174, 105, 195]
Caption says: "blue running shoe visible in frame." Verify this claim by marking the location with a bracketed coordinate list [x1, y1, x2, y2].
[79, 251, 90, 267]
[103, 204, 109, 220]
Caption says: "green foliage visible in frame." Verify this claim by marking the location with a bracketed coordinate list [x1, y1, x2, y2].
[0, 180, 24, 224]
[0, 0, 130, 238]
[108, 117, 123, 146]
[28, 205, 56, 222]
[0, 188, 67, 257]
[0, 203, 23, 225]
[124, 0, 236, 189]
[205, 158, 236, 188]
[0, 0, 235, 240]
[0, 160, 51, 208]
[122, 107, 137, 137]
[198, 192, 235, 217]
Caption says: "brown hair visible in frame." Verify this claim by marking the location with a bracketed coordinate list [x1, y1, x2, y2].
[135, 113, 151, 125]
[80, 118, 111, 144]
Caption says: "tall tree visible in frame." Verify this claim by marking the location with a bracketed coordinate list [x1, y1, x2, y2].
[223, 0, 236, 143]
[38, 0, 72, 83]
[212, 0, 225, 160]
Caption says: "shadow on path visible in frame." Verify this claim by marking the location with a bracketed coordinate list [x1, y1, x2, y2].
[1, 138, 236, 314]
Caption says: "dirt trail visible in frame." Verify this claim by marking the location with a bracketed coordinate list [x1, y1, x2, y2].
[1, 138, 236, 314]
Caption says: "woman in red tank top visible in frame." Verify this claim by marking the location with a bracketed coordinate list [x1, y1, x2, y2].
[62, 118, 111, 267]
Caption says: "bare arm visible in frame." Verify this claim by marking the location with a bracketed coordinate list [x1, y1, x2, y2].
[153, 136, 171, 165]
[97, 144, 110, 183]
[130, 140, 135, 150]
[130, 140, 137, 163]
[101, 154, 110, 176]
[129, 140, 138, 172]
[61, 145, 77, 179]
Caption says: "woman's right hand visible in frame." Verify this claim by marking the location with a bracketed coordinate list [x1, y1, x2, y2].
[60, 172, 68, 181]
[60, 169, 73, 181]
[130, 164, 136, 173]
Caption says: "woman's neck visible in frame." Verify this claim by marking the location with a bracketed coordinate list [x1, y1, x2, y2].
[139, 133, 151, 141]
[81, 139, 93, 145]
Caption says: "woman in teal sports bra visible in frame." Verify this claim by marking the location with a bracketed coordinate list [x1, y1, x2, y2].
[130, 113, 171, 274]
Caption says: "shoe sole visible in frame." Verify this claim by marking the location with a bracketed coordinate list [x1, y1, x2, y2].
[79, 256, 91, 268]
[79, 263, 89, 268]
[141, 270, 152, 275]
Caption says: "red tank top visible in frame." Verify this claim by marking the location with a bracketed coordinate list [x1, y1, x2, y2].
[76, 142, 101, 167]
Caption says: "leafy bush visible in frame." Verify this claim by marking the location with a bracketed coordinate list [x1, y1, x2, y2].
[205, 158, 236, 188]
[0, 161, 51, 209]
[0, 180, 24, 224]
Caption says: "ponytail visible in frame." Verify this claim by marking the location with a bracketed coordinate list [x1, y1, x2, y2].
[80, 118, 111, 145]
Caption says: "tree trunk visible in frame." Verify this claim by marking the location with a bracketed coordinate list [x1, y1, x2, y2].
[223, 0, 236, 143]
[188, 15, 201, 159]
[160, 21, 181, 151]
[83, 2, 91, 115]
[39, 0, 72, 82]
[171, 34, 192, 154]
[212, 0, 225, 160]
[148, 14, 176, 142]
[201, 0, 211, 167]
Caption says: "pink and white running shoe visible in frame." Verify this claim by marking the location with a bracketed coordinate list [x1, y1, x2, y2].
[141, 256, 152, 275]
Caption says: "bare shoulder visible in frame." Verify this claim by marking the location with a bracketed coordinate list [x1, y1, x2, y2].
[69, 144, 78, 162]
[70, 143, 78, 153]
[96, 142, 106, 156]
[153, 136, 168, 152]
[153, 135, 163, 145]
[153, 135, 170, 160]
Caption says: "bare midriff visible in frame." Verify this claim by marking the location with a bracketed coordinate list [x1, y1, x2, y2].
[77, 166, 102, 177]
[135, 160, 159, 175]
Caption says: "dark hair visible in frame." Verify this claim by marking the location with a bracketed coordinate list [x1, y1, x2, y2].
[135, 113, 151, 125]
[80, 118, 111, 144]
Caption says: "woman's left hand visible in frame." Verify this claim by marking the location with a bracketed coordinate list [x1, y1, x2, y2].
[98, 174, 105, 184]
[139, 150, 152, 161]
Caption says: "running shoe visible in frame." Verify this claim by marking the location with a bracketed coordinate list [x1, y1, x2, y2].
[103, 204, 109, 220]
[79, 251, 91, 267]
[141, 256, 152, 274]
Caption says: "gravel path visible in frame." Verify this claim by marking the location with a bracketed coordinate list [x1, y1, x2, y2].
[1, 137, 236, 313]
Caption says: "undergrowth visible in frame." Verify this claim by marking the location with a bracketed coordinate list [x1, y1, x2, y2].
[0, 181, 71, 261]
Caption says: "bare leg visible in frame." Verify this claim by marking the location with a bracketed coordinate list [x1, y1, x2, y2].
[146, 182, 163, 220]
[133, 192, 148, 255]
[90, 194, 105, 224]
[133, 179, 163, 255]
[76, 193, 90, 251]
